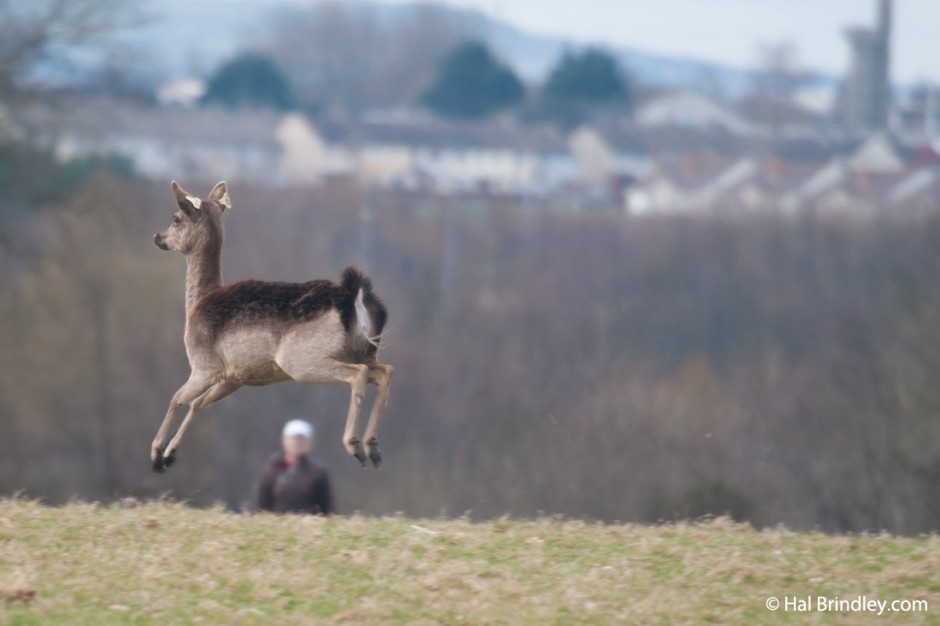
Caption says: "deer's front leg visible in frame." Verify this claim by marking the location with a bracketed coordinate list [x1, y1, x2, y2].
[158, 380, 241, 472]
[151, 374, 215, 472]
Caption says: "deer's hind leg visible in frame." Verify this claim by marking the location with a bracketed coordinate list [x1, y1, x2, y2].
[339, 363, 371, 466]
[362, 363, 394, 469]
[277, 353, 371, 466]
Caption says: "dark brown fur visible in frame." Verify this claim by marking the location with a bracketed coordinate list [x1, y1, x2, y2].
[190, 267, 388, 359]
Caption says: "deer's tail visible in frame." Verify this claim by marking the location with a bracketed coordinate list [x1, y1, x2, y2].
[341, 266, 387, 349]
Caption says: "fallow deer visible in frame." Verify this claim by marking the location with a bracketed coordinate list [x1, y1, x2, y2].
[151, 181, 392, 473]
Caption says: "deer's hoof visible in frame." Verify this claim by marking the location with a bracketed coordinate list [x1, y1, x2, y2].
[367, 439, 382, 470]
[152, 447, 166, 474]
[349, 439, 367, 467]
[153, 449, 176, 474]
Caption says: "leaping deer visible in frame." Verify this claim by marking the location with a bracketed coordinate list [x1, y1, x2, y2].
[151, 181, 392, 473]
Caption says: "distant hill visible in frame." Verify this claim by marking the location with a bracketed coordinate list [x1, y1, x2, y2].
[483, 14, 757, 95]
[114, 0, 833, 98]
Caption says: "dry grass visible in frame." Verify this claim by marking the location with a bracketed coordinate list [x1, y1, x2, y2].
[0, 499, 938, 625]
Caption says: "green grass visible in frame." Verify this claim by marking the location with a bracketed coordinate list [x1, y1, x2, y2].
[0, 499, 938, 625]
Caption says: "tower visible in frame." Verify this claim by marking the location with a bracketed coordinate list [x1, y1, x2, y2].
[842, 0, 893, 135]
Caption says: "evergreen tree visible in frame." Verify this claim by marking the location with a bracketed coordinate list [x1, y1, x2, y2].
[201, 53, 294, 111]
[543, 49, 631, 125]
[421, 42, 524, 119]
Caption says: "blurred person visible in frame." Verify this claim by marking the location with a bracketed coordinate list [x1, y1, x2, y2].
[257, 419, 334, 515]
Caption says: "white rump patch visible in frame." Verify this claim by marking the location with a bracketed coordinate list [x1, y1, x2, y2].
[185, 195, 202, 209]
[354, 289, 371, 336]
[218, 191, 232, 209]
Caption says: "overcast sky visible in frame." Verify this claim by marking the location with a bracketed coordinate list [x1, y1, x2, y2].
[376, 0, 940, 84]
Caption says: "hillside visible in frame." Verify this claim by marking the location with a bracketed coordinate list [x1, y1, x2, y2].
[0, 500, 937, 624]
[112, 0, 764, 92]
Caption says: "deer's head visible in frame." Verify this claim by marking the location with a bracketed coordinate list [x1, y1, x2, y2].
[154, 181, 231, 254]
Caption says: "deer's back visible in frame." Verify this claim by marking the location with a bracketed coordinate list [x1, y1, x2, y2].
[190, 279, 354, 339]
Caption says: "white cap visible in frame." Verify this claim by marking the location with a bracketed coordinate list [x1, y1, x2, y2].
[282, 419, 314, 439]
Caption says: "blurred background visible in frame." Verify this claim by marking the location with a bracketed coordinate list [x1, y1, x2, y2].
[1, 0, 939, 534]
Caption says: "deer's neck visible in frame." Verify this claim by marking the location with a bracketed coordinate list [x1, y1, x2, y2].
[184, 244, 222, 315]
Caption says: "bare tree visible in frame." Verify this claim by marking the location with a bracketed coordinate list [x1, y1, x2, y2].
[0, 0, 142, 98]
[266, 1, 482, 113]
[741, 41, 813, 133]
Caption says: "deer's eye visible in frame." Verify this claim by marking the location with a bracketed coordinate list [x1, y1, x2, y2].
[173, 216, 182, 225]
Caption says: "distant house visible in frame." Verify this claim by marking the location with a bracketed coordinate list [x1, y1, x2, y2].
[627, 143, 921, 216]
[886, 165, 940, 213]
[636, 91, 761, 137]
[20, 98, 334, 185]
[19, 96, 937, 215]
[276, 113, 354, 182]
[155, 78, 206, 107]
[779, 159, 849, 211]
[21, 98, 597, 196]
[567, 124, 649, 193]
[814, 169, 908, 214]
[734, 159, 822, 211]
[343, 113, 571, 195]
[784, 134, 907, 213]
[625, 156, 754, 214]
[894, 85, 940, 144]
[847, 132, 905, 173]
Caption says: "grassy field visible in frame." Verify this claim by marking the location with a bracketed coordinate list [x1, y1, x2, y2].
[0, 499, 937, 625]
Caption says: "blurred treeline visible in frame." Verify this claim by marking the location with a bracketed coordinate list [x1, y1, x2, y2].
[2, 166, 939, 534]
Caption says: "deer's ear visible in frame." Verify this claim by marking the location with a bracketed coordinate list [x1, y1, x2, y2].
[171, 180, 201, 217]
[208, 181, 231, 211]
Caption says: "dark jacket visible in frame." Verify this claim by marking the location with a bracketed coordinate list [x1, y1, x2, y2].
[257, 453, 334, 515]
